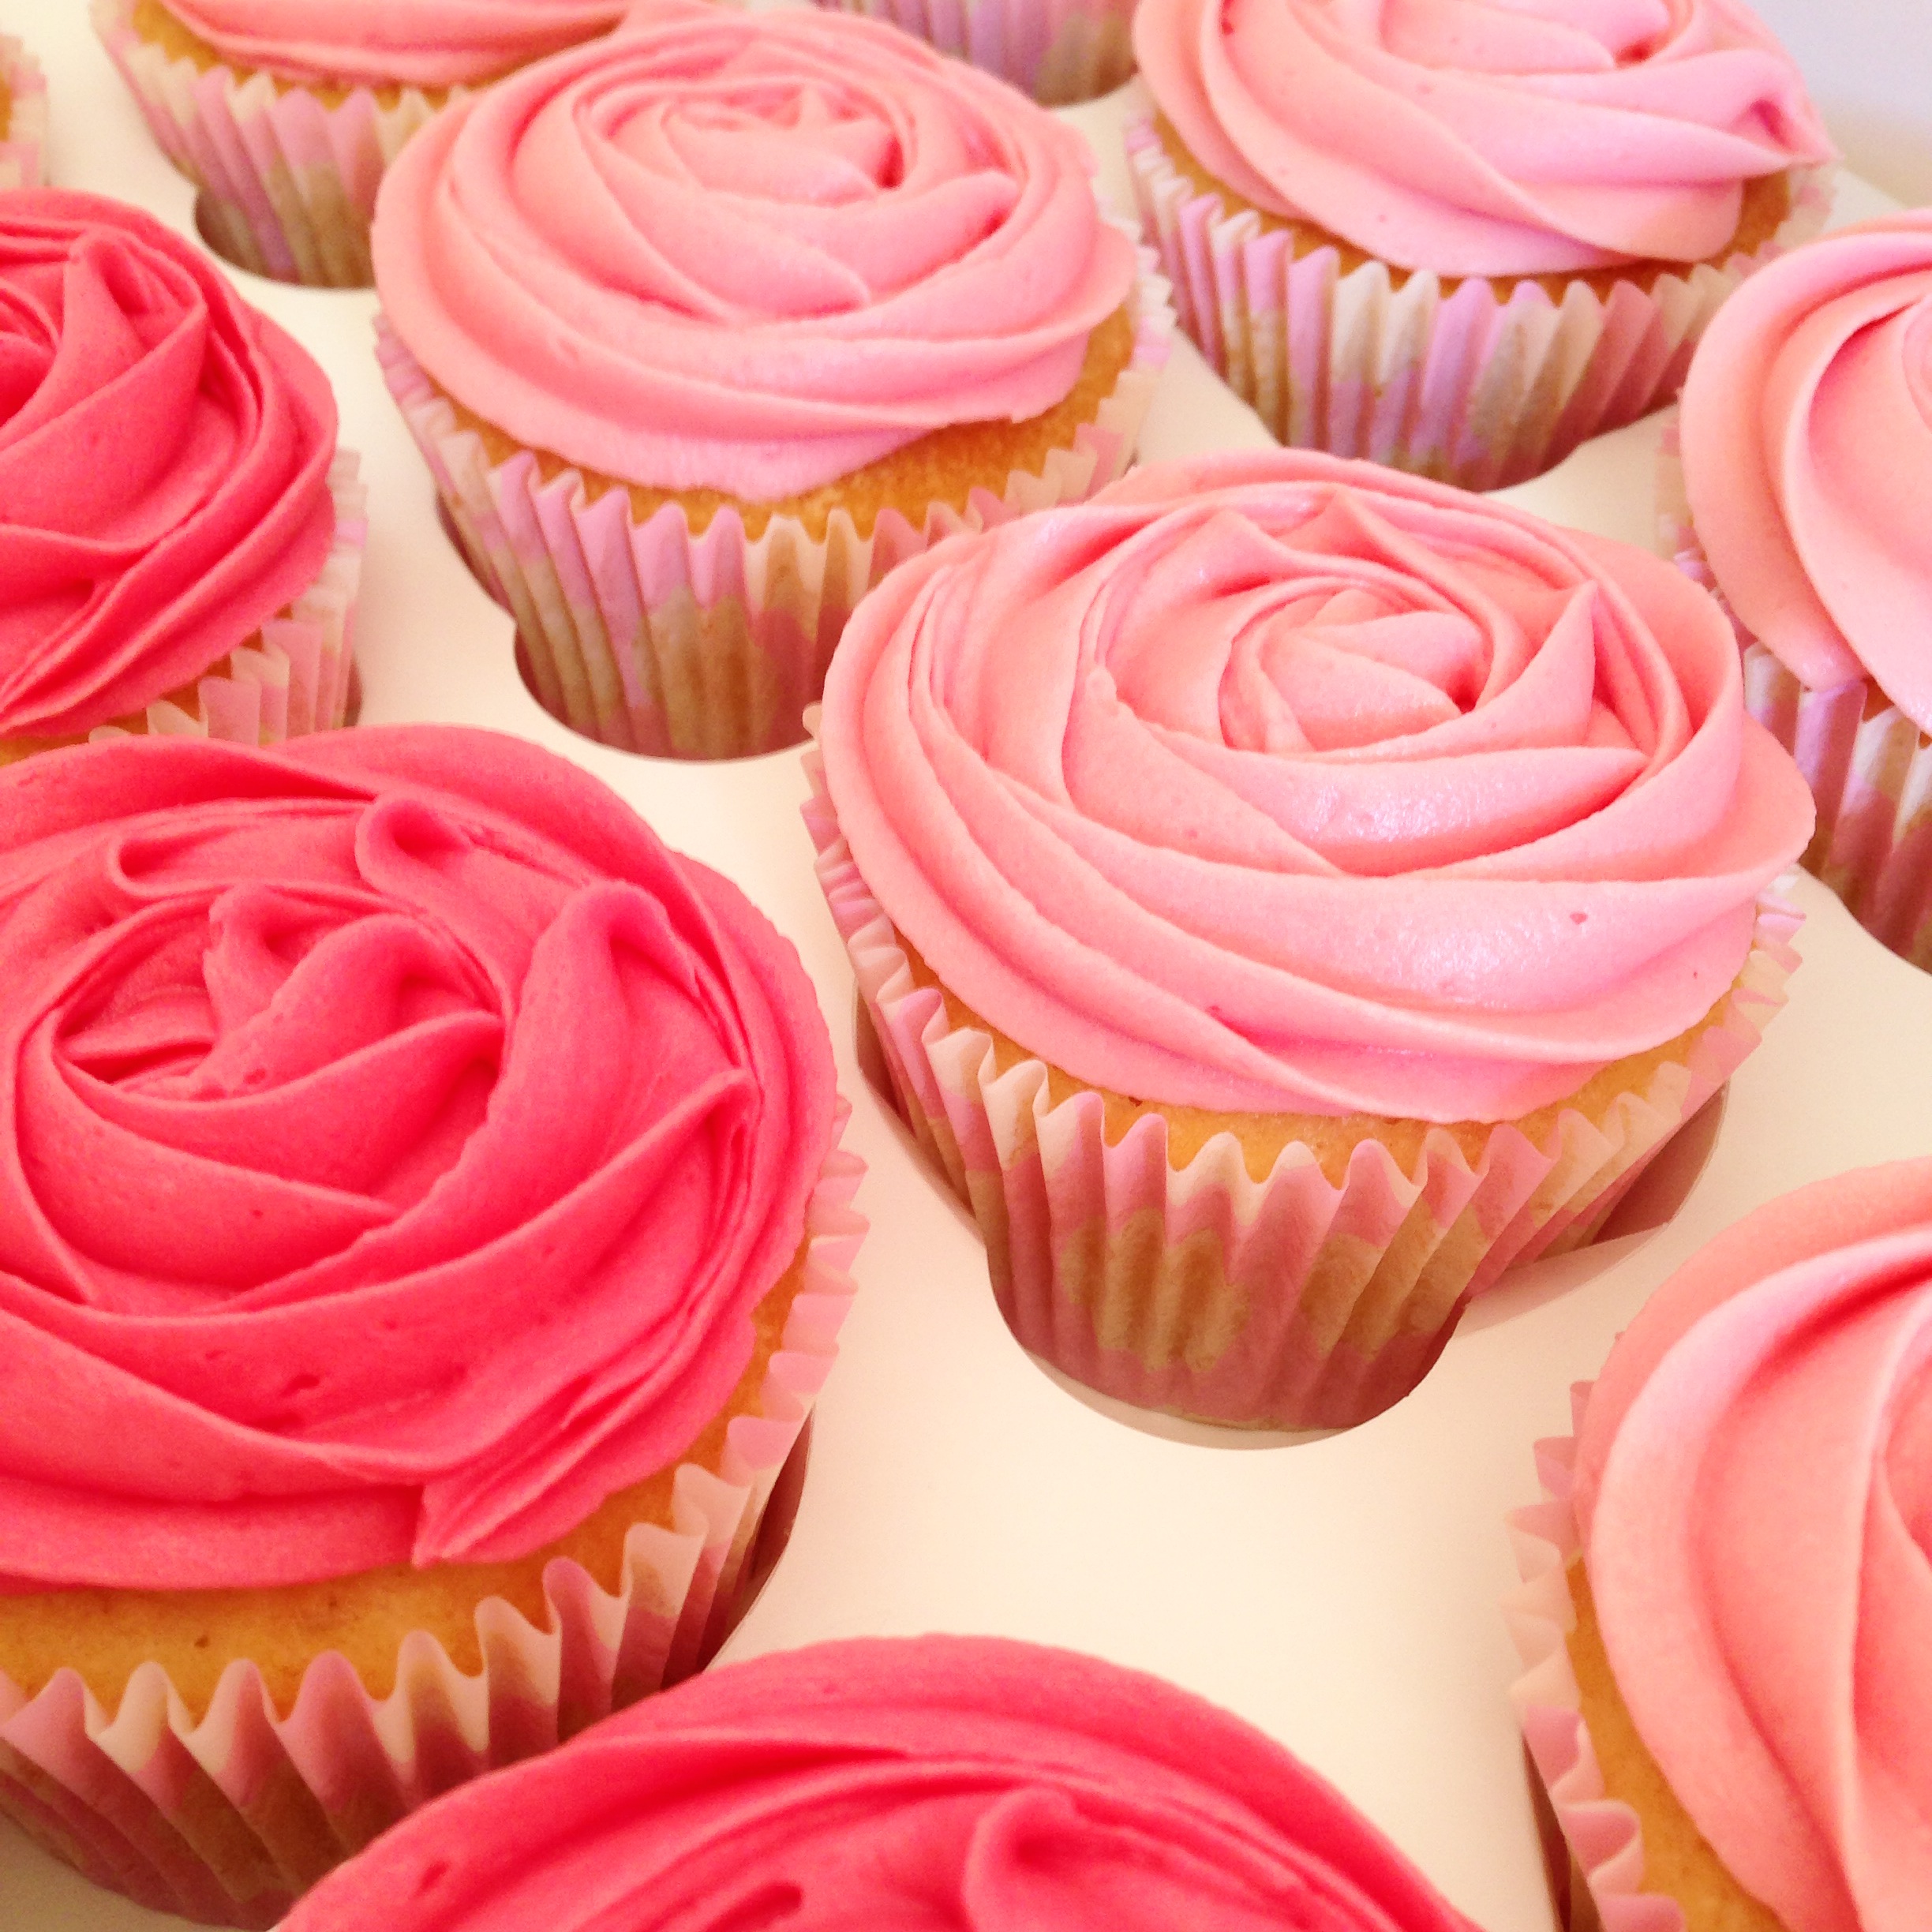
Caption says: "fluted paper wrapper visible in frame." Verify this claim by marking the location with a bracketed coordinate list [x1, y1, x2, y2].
[807, 751, 1796, 1430]
[1661, 424, 1932, 973]
[93, 0, 454, 286]
[376, 251, 1173, 762]
[1, 34, 47, 189]
[1128, 118, 1833, 492]
[1505, 1390, 1690, 1932]
[811, 0, 1136, 106]
[0, 1120, 866, 1928]
[1, 454, 365, 766]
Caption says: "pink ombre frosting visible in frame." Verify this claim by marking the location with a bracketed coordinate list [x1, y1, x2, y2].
[0, 190, 337, 741]
[1679, 212, 1932, 736]
[1572, 1161, 1932, 1932]
[1133, 0, 1831, 277]
[283, 1637, 1482, 1931]
[159, 0, 628, 88]
[370, 0, 1136, 500]
[819, 451, 1813, 1123]
[0, 727, 835, 1591]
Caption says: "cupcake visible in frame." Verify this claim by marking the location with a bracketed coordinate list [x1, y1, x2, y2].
[1128, 0, 1834, 491]
[0, 190, 362, 763]
[372, 0, 1170, 762]
[811, 0, 1139, 107]
[1508, 1159, 1932, 1930]
[810, 451, 1812, 1431]
[1669, 212, 1932, 974]
[282, 1636, 1481, 1930]
[0, 727, 863, 1926]
[93, 0, 629, 285]
[0, 34, 47, 189]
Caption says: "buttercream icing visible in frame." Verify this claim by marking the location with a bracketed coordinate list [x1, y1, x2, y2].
[1679, 212, 1932, 736]
[1133, 0, 1833, 278]
[0, 726, 835, 1591]
[156, 0, 627, 88]
[282, 1635, 1481, 1931]
[818, 451, 1814, 1123]
[1572, 1160, 1932, 1932]
[0, 189, 338, 741]
[370, 0, 1137, 500]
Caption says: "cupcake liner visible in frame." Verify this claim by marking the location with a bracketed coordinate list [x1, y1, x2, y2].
[1504, 1390, 1687, 1932]
[0, 454, 367, 766]
[807, 747, 1796, 1430]
[1661, 422, 1932, 974]
[0, 35, 47, 189]
[92, 0, 456, 286]
[1127, 118, 1833, 492]
[811, 0, 1136, 107]
[0, 1114, 867, 1928]
[376, 245, 1174, 762]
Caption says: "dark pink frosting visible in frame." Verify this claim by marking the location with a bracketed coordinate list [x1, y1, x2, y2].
[820, 451, 1813, 1124]
[0, 190, 339, 741]
[1574, 1162, 1932, 1932]
[0, 727, 835, 1590]
[282, 1636, 1482, 1931]
[370, 0, 1136, 499]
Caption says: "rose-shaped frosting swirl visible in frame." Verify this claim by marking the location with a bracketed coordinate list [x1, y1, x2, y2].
[1133, 0, 1831, 277]
[1680, 212, 1932, 735]
[819, 451, 1813, 1123]
[0, 727, 834, 1591]
[1573, 1161, 1932, 1932]
[283, 1637, 1481, 1932]
[162, 0, 628, 88]
[370, 0, 1136, 499]
[0, 190, 338, 741]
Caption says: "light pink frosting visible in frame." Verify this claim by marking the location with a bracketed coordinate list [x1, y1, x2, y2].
[819, 451, 1814, 1124]
[370, 0, 1136, 500]
[1679, 212, 1932, 736]
[1133, 0, 1832, 277]
[0, 727, 835, 1591]
[160, 0, 627, 88]
[283, 1637, 1482, 1932]
[0, 190, 337, 741]
[1573, 1161, 1932, 1932]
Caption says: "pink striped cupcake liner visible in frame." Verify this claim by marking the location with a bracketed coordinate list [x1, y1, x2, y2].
[1, 34, 47, 189]
[1661, 421, 1932, 973]
[376, 247, 1174, 762]
[93, 0, 456, 286]
[0, 1114, 866, 1929]
[805, 747, 1799, 1432]
[811, 0, 1136, 105]
[1127, 118, 1833, 492]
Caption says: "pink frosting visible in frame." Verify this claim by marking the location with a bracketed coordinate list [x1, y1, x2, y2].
[1132, 0, 1832, 277]
[0, 190, 337, 741]
[1572, 1161, 1932, 1932]
[282, 1636, 1481, 1931]
[1679, 212, 1932, 736]
[0, 726, 835, 1591]
[370, 0, 1136, 500]
[819, 451, 1814, 1124]
[159, 0, 627, 88]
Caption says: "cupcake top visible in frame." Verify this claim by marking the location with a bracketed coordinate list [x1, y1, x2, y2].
[371, 0, 1136, 500]
[1679, 212, 1932, 734]
[1572, 1160, 1932, 1932]
[0, 726, 835, 1592]
[283, 1635, 1481, 1931]
[156, 0, 629, 88]
[818, 451, 1813, 1124]
[1133, 0, 1831, 277]
[0, 189, 338, 742]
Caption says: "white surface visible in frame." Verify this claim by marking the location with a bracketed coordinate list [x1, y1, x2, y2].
[4, 15, 1930, 1932]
